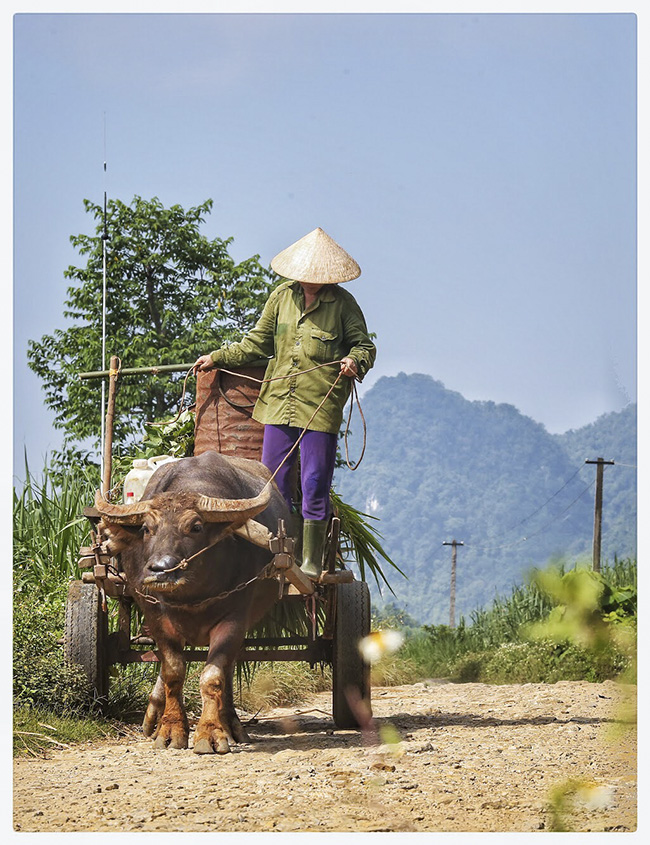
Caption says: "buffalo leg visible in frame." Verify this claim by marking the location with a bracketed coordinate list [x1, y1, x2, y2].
[194, 623, 248, 754]
[148, 645, 189, 750]
[142, 673, 165, 738]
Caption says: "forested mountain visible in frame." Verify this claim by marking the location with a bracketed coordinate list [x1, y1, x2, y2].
[554, 404, 637, 564]
[334, 373, 637, 625]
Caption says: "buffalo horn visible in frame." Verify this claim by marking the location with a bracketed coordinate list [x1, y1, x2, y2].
[196, 482, 272, 523]
[94, 490, 151, 524]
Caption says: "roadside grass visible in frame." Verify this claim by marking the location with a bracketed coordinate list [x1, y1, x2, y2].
[13, 458, 97, 593]
[13, 706, 119, 758]
[369, 652, 421, 686]
[376, 558, 637, 685]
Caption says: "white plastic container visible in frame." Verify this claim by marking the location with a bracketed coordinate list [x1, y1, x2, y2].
[123, 459, 153, 504]
[122, 455, 181, 503]
[148, 455, 179, 472]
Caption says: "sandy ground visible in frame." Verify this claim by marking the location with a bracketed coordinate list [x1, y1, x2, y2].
[13, 679, 636, 834]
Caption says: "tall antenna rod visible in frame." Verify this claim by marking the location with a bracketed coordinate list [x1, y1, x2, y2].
[100, 114, 108, 483]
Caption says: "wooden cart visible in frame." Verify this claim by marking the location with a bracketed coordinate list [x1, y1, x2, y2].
[65, 364, 371, 729]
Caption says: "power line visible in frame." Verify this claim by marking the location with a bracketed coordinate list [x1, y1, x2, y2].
[518, 479, 596, 543]
[502, 464, 586, 534]
[464, 477, 596, 553]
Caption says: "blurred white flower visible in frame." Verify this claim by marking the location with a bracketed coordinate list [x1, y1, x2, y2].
[358, 629, 405, 664]
[576, 783, 614, 810]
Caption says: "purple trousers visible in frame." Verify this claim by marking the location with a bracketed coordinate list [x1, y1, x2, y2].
[261, 424, 338, 520]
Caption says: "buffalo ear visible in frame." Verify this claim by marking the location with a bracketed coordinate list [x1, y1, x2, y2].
[99, 519, 142, 554]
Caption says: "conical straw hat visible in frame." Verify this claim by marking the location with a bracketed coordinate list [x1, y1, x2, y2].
[270, 227, 361, 284]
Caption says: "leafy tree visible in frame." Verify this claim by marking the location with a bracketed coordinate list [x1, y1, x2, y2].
[28, 196, 276, 452]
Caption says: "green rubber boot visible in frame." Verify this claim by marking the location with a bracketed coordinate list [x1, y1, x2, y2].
[300, 519, 329, 580]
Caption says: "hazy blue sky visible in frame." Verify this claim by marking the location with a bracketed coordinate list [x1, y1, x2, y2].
[11, 6, 638, 473]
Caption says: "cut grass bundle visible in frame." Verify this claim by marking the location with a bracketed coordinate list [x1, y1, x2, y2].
[331, 489, 405, 591]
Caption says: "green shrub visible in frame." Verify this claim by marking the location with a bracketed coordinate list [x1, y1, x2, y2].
[450, 651, 491, 683]
[13, 586, 92, 714]
[447, 639, 632, 685]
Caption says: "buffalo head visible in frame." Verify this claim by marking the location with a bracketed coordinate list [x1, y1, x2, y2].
[95, 480, 271, 598]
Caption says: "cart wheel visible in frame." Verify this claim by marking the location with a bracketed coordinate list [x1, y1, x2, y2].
[64, 580, 109, 707]
[332, 580, 371, 729]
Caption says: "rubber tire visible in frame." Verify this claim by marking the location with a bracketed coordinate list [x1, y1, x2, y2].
[64, 580, 109, 707]
[332, 580, 371, 729]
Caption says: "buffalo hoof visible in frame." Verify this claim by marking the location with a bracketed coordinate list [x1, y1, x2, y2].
[151, 718, 189, 750]
[153, 733, 189, 750]
[193, 737, 217, 755]
[193, 735, 231, 755]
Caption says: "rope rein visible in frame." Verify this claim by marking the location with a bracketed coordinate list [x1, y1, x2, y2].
[134, 560, 277, 607]
[150, 358, 367, 473]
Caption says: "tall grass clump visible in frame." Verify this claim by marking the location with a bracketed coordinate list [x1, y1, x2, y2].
[374, 559, 637, 685]
[13, 458, 98, 592]
[418, 559, 637, 683]
[235, 663, 332, 714]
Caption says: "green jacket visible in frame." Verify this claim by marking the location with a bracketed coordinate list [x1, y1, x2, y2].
[210, 280, 376, 433]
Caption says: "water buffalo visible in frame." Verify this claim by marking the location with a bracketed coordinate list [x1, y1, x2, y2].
[95, 450, 288, 754]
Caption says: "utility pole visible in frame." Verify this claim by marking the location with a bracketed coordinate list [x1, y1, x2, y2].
[585, 458, 615, 572]
[102, 356, 120, 497]
[443, 540, 464, 628]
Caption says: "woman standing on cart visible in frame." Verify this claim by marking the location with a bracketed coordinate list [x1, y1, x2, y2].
[193, 227, 376, 580]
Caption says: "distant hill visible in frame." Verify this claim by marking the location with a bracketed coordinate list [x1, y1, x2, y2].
[554, 404, 637, 564]
[334, 373, 637, 625]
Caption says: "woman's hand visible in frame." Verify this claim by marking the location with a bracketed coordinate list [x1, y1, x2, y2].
[192, 354, 215, 374]
[340, 357, 358, 378]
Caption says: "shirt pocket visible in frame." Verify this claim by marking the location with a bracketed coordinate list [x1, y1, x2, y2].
[309, 328, 339, 363]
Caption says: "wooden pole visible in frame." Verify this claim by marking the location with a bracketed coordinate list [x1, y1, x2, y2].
[102, 355, 120, 496]
[585, 458, 614, 572]
[79, 362, 196, 380]
[443, 540, 464, 628]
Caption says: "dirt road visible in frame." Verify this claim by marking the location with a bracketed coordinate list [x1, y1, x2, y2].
[13, 679, 636, 834]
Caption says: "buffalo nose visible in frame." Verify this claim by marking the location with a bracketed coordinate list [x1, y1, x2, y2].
[148, 555, 180, 573]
